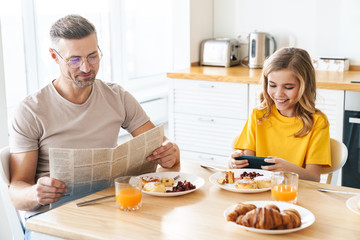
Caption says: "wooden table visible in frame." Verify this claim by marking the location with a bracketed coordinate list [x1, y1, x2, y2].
[26, 161, 360, 240]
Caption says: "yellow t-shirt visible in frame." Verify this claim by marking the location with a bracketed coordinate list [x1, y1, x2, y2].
[233, 105, 331, 168]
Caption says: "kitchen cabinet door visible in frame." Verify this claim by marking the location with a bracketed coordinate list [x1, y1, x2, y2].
[172, 113, 245, 157]
[316, 89, 344, 141]
[170, 79, 248, 119]
[169, 79, 248, 164]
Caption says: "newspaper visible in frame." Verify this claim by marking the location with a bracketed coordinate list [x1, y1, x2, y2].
[49, 125, 164, 208]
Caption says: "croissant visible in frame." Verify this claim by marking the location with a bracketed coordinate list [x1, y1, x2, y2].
[231, 204, 301, 230]
[226, 203, 256, 222]
[236, 206, 283, 229]
[281, 209, 301, 229]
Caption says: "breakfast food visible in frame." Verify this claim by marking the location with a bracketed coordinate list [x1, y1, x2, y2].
[225, 171, 235, 184]
[168, 180, 196, 192]
[141, 177, 160, 187]
[226, 203, 257, 222]
[226, 203, 302, 230]
[239, 171, 263, 180]
[254, 176, 271, 189]
[216, 170, 270, 189]
[217, 177, 226, 185]
[161, 177, 175, 187]
[235, 179, 257, 189]
[143, 182, 166, 193]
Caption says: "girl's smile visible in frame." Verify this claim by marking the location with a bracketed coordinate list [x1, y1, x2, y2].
[267, 69, 300, 117]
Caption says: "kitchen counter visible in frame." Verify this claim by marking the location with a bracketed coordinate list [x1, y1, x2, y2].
[167, 66, 360, 91]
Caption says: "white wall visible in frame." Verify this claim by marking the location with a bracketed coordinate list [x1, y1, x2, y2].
[0, 19, 13, 240]
[190, 0, 213, 63]
[172, 0, 191, 69]
[211, 0, 360, 65]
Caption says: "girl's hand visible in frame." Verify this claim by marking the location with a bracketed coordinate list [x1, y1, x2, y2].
[228, 150, 248, 169]
[261, 157, 298, 172]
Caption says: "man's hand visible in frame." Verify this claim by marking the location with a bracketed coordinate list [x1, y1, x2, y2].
[147, 139, 179, 168]
[34, 177, 67, 206]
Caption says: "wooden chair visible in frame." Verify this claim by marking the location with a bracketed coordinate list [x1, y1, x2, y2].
[0, 146, 25, 239]
[321, 138, 348, 184]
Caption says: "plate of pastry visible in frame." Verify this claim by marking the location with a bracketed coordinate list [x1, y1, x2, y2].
[346, 195, 360, 215]
[209, 169, 272, 193]
[224, 201, 315, 234]
[138, 172, 204, 197]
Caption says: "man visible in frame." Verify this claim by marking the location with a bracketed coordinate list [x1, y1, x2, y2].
[9, 14, 180, 218]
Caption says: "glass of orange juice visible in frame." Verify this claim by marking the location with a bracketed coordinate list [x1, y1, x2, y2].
[114, 176, 142, 211]
[271, 172, 298, 204]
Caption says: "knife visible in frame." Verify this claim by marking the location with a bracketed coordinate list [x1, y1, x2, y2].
[317, 188, 360, 195]
[76, 194, 115, 207]
[200, 164, 226, 172]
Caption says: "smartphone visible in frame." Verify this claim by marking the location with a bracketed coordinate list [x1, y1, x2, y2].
[234, 156, 274, 169]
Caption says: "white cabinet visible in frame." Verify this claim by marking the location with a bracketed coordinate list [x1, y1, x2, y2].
[169, 79, 248, 165]
[316, 89, 344, 141]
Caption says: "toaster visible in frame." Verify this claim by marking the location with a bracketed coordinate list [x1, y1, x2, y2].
[200, 38, 241, 67]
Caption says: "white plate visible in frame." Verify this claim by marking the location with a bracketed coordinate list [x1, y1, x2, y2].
[209, 169, 271, 193]
[137, 172, 204, 197]
[346, 195, 360, 215]
[224, 201, 315, 234]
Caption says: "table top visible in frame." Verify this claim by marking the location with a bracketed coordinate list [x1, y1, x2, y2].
[26, 161, 360, 240]
[167, 66, 360, 91]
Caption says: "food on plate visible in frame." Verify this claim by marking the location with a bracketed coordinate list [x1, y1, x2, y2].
[217, 177, 226, 185]
[226, 202, 302, 230]
[168, 181, 196, 192]
[281, 209, 302, 229]
[358, 198, 360, 210]
[226, 203, 257, 221]
[141, 176, 160, 187]
[235, 179, 257, 189]
[225, 171, 235, 184]
[216, 171, 270, 189]
[161, 177, 175, 187]
[143, 182, 166, 193]
[254, 176, 271, 189]
[239, 171, 264, 180]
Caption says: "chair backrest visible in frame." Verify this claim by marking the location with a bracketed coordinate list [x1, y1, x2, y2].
[321, 138, 348, 184]
[0, 146, 25, 239]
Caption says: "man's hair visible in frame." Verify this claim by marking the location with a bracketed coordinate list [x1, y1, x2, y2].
[50, 14, 96, 44]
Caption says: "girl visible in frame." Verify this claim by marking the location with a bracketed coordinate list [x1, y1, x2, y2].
[229, 47, 331, 182]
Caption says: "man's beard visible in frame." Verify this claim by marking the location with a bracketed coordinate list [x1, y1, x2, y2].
[73, 76, 95, 88]
[62, 69, 96, 88]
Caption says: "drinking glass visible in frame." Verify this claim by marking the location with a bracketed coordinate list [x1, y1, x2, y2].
[271, 171, 298, 204]
[114, 176, 142, 211]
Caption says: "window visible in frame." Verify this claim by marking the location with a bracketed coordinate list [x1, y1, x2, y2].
[1, 0, 177, 131]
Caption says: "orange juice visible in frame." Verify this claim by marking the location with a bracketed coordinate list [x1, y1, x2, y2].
[271, 185, 297, 202]
[116, 188, 142, 207]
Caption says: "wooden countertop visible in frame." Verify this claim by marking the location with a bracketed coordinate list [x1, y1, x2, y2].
[167, 66, 360, 91]
[26, 161, 360, 240]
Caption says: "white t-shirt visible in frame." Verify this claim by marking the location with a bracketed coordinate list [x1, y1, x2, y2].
[10, 79, 150, 180]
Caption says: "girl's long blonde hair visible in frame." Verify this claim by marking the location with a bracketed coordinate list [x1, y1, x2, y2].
[258, 47, 328, 137]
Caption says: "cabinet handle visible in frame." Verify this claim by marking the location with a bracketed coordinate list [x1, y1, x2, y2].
[349, 117, 360, 124]
[197, 155, 214, 161]
[198, 83, 215, 88]
[198, 117, 214, 122]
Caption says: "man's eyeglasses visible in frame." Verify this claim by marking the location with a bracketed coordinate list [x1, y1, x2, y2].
[52, 46, 103, 69]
